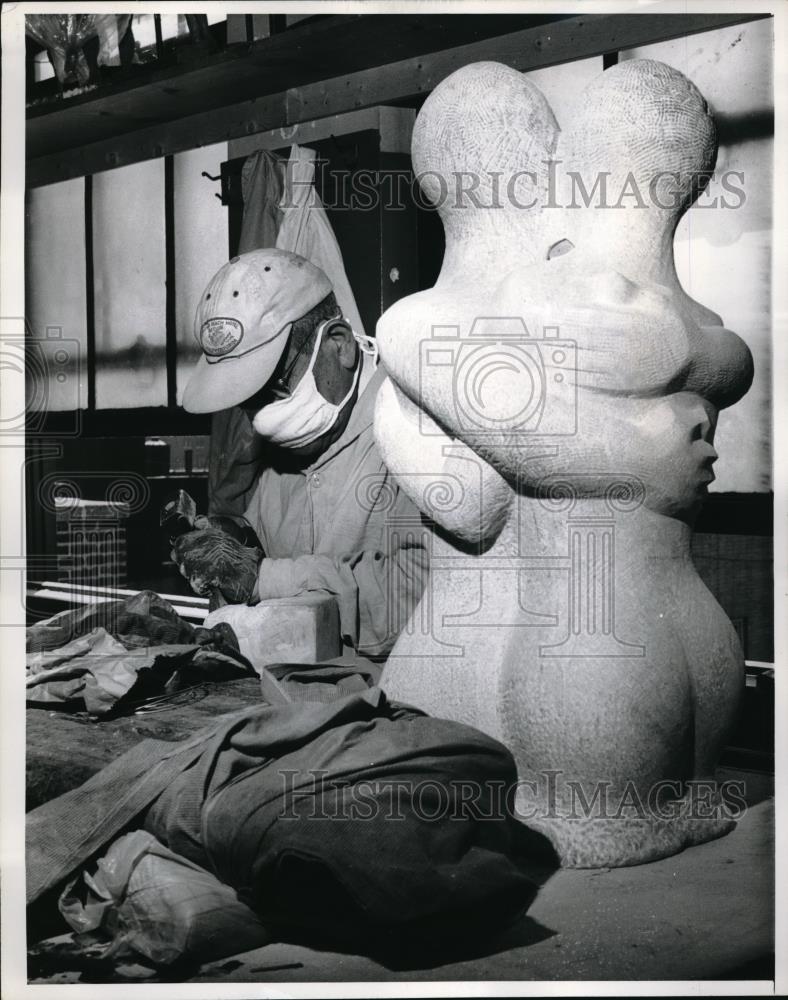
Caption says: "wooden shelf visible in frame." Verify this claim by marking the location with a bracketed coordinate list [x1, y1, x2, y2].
[27, 12, 770, 187]
[27, 15, 567, 159]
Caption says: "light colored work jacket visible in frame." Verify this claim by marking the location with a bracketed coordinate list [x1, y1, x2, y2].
[243, 363, 429, 657]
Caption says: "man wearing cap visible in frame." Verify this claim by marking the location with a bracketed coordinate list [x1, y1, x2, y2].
[174, 248, 428, 658]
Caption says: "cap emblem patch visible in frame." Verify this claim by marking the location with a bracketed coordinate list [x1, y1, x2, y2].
[200, 317, 244, 357]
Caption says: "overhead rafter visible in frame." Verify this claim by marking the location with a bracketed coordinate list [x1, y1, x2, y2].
[27, 15, 571, 160]
[27, 12, 770, 188]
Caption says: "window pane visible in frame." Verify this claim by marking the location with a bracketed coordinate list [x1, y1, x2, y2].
[160, 15, 184, 41]
[25, 178, 88, 412]
[131, 13, 157, 49]
[173, 142, 229, 405]
[33, 49, 54, 83]
[130, 13, 158, 63]
[93, 160, 167, 408]
[620, 20, 773, 492]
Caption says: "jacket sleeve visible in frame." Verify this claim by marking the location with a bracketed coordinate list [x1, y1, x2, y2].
[254, 498, 429, 657]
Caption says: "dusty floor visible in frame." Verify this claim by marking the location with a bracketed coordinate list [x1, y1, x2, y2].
[29, 797, 774, 986]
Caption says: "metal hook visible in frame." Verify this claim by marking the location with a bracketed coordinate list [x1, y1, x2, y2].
[201, 170, 221, 181]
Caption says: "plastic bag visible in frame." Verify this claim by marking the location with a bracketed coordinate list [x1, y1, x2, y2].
[26, 14, 131, 87]
[59, 830, 269, 968]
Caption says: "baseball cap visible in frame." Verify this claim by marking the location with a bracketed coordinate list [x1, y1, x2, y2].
[182, 249, 332, 413]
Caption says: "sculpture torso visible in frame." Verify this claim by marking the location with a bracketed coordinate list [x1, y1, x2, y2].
[375, 60, 753, 866]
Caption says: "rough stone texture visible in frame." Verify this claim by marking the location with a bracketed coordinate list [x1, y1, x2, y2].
[204, 594, 341, 672]
[375, 60, 755, 867]
[557, 59, 722, 326]
[412, 61, 559, 268]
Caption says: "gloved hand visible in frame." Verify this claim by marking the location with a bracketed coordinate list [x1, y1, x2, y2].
[192, 514, 261, 549]
[171, 528, 262, 604]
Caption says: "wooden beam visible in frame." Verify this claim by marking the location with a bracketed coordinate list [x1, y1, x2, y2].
[26, 16, 562, 158]
[285, 13, 770, 120]
[27, 12, 770, 188]
[28, 91, 290, 186]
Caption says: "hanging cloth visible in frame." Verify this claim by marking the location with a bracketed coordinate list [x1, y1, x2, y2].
[237, 149, 285, 254]
[208, 150, 284, 515]
[276, 143, 366, 338]
[208, 144, 367, 514]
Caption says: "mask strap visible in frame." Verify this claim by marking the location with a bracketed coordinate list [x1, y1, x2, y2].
[305, 317, 332, 369]
[314, 314, 363, 411]
[353, 330, 379, 367]
[309, 315, 380, 381]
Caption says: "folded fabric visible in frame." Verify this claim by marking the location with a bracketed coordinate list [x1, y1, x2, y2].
[27, 590, 239, 655]
[29, 688, 538, 953]
[59, 829, 269, 968]
[144, 688, 537, 948]
[26, 627, 249, 715]
[27, 627, 151, 712]
[267, 660, 379, 702]
[26, 591, 254, 714]
[28, 725, 234, 905]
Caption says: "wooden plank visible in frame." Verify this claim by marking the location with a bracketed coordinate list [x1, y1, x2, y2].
[27, 13, 770, 188]
[25, 16, 356, 150]
[28, 92, 289, 187]
[30, 580, 209, 606]
[28, 588, 208, 622]
[285, 13, 771, 120]
[227, 105, 415, 160]
[26, 16, 562, 158]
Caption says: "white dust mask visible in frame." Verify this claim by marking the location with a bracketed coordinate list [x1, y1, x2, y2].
[252, 321, 377, 449]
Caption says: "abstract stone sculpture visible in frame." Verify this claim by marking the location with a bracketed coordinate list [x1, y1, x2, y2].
[374, 60, 754, 867]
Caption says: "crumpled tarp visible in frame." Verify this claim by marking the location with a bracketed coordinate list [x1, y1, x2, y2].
[59, 829, 269, 969]
[144, 688, 537, 950]
[26, 591, 254, 715]
[29, 688, 539, 954]
[267, 660, 378, 701]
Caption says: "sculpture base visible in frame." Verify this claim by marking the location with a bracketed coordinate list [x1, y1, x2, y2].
[523, 808, 736, 869]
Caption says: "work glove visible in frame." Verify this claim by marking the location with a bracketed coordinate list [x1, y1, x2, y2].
[192, 514, 262, 550]
[171, 528, 262, 604]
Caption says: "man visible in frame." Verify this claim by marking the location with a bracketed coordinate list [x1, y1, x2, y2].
[176, 248, 428, 658]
